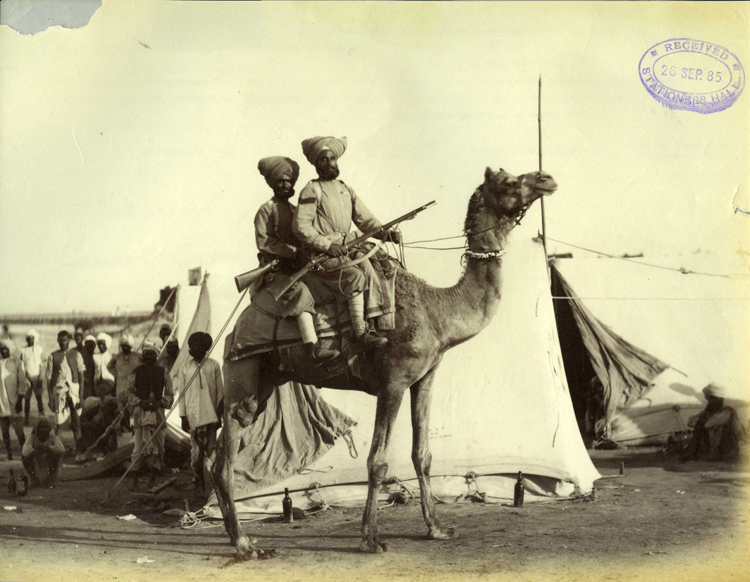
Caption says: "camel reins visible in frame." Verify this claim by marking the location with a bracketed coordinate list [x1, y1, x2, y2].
[401, 175, 534, 253]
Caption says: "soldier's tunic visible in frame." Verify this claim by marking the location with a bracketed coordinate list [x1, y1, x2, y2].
[292, 179, 387, 305]
[254, 195, 316, 318]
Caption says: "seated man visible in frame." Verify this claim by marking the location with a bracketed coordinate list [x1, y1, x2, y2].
[22, 417, 65, 487]
[254, 155, 339, 362]
[682, 383, 746, 462]
[293, 136, 399, 349]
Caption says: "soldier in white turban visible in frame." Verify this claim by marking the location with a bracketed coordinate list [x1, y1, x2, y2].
[293, 136, 400, 350]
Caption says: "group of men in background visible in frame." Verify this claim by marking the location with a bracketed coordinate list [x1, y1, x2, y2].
[1, 323, 222, 496]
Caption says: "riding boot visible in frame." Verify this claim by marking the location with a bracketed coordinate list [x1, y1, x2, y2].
[298, 312, 340, 361]
[348, 293, 388, 349]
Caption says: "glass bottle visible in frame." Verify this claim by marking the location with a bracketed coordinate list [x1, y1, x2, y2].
[282, 487, 293, 523]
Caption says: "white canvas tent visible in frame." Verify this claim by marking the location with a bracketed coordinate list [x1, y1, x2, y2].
[201, 237, 601, 517]
[551, 252, 750, 445]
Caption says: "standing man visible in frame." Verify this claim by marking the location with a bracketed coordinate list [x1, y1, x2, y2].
[175, 332, 223, 494]
[20, 329, 46, 424]
[93, 332, 116, 397]
[255, 155, 338, 361]
[127, 342, 173, 489]
[107, 335, 142, 406]
[73, 328, 86, 354]
[45, 330, 85, 452]
[293, 136, 399, 349]
[1, 341, 26, 459]
[81, 335, 98, 401]
[157, 338, 180, 375]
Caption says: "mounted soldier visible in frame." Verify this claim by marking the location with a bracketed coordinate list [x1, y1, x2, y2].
[292, 136, 400, 350]
[253, 156, 339, 362]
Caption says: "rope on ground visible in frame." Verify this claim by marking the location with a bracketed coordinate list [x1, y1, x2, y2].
[304, 482, 330, 514]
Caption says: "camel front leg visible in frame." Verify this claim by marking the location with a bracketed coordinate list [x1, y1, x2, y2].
[410, 367, 457, 540]
[211, 356, 262, 556]
[360, 387, 406, 553]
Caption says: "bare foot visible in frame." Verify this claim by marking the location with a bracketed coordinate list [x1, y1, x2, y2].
[358, 539, 390, 553]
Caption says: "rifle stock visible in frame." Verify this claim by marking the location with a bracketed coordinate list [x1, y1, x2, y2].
[234, 260, 278, 293]
[269, 200, 436, 301]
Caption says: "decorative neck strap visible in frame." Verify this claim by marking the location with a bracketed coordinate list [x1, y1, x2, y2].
[463, 249, 506, 261]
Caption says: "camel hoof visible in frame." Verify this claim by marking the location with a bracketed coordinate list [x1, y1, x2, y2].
[359, 540, 389, 554]
[428, 527, 459, 540]
[235, 535, 254, 555]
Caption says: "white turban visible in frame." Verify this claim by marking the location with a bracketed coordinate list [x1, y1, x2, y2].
[96, 333, 112, 349]
[84, 335, 97, 344]
[142, 341, 159, 356]
[26, 329, 40, 342]
[119, 334, 134, 347]
[703, 383, 726, 399]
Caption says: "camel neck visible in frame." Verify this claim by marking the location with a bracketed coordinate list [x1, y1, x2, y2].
[432, 187, 513, 348]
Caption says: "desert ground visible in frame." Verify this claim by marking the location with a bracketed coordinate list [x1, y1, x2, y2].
[1, 427, 748, 582]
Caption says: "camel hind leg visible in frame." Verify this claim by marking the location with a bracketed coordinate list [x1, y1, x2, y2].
[410, 367, 457, 540]
[211, 355, 262, 556]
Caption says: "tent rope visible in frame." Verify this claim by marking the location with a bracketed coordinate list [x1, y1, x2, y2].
[135, 285, 178, 352]
[107, 276, 249, 498]
[343, 430, 358, 459]
[308, 482, 330, 512]
[547, 236, 750, 279]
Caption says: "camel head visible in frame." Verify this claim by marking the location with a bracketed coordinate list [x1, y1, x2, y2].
[482, 167, 557, 217]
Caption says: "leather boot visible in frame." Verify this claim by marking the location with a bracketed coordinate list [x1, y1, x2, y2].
[355, 332, 388, 350]
[305, 342, 340, 362]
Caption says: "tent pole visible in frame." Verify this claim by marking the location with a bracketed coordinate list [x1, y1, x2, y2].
[538, 75, 549, 277]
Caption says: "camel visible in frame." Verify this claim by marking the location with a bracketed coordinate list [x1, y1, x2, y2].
[211, 165, 558, 556]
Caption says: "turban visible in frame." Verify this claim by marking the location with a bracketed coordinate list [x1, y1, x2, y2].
[75, 327, 84, 335]
[159, 323, 171, 333]
[142, 341, 159, 356]
[258, 156, 300, 187]
[301, 136, 347, 165]
[84, 335, 97, 344]
[188, 331, 213, 351]
[703, 383, 726, 399]
[119, 334, 134, 347]
[96, 333, 112, 349]
[26, 329, 40, 342]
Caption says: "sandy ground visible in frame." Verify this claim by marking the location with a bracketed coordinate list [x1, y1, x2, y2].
[1, 437, 749, 582]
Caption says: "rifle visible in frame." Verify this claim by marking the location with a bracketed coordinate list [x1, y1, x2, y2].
[268, 200, 436, 301]
[234, 259, 279, 293]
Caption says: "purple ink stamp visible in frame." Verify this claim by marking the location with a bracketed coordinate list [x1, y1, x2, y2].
[639, 38, 744, 114]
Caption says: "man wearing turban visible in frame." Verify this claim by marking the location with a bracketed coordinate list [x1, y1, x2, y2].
[1, 340, 26, 459]
[293, 136, 399, 349]
[254, 155, 339, 362]
[107, 334, 142, 414]
[175, 332, 223, 495]
[20, 329, 46, 424]
[127, 342, 173, 489]
[94, 332, 116, 396]
[682, 383, 746, 462]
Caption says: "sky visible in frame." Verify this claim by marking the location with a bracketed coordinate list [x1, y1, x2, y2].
[0, 1, 748, 315]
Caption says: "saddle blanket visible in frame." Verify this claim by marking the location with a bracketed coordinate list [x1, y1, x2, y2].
[227, 253, 399, 361]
